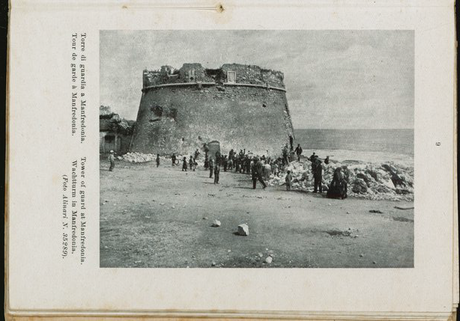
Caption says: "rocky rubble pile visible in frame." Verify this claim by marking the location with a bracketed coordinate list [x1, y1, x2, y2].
[268, 160, 414, 201]
[121, 152, 157, 163]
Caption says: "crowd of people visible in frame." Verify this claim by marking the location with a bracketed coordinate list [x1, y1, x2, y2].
[107, 141, 348, 199]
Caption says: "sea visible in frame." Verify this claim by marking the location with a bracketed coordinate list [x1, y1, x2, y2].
[294, 129, 414, 168]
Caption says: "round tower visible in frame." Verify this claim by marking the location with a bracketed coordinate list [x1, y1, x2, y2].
[130, 63, 295, 156]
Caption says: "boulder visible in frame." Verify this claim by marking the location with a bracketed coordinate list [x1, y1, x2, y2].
[237, 224, 249, 236]
[212, 220, 221, 227]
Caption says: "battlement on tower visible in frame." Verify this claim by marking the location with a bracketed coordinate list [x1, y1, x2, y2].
[142, 63, 285, 90]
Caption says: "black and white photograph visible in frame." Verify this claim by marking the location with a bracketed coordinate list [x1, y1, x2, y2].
[99, 30, 414, 268]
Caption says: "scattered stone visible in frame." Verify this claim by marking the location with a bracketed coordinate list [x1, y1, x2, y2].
[326, 229, 352, 237]
[265, 256, 273, 264]
[394, 206, 414, 210]
[145, 216, 150, 219]
[227, 249, 231, 253]
[359, 254, 364, 258]
[346, 211, 350, 214]
[237, 224, 249, 236]
[373, 261, 377, 265]
[171, 206, 175, 209]
[104, 200, 108, 203]
[212, 220, 221, 227]
[202, 217, 208, 220]
[393, 216, 414, 223]
[369, 210, 383, 214]
[211, 261, 216, 266]
[258, 253, 263, 257]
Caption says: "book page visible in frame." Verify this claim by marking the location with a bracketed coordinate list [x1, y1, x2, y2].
[6, 0, 458, 319]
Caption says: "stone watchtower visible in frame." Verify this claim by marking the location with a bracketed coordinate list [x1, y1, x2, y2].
[130, 63, 295, 156]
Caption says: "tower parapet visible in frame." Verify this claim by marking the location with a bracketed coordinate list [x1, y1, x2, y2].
[143, 63, 285, 90]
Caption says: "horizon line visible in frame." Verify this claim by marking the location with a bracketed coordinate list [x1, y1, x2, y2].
[294, 128, 414, 130]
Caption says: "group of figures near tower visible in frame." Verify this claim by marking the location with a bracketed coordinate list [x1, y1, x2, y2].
[155, 141, 348, 199]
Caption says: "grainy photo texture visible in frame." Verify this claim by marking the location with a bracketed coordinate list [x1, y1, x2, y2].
[99, 30, 414, 268]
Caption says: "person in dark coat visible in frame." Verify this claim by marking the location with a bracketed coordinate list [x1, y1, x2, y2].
[189, 156, 194, 170]
[204, 154, 209, 170]
[285, 170, 292, 191]
[294, 144, 303, 161]
[327, 167, 347, 199]
[182, 157, 187, 171]
[156, 154, 160, 167]
[282, 143, 289, 166]
[171, 153, 177, 166]
[313, 158, 323, 193]
[214, 164, 220, 184]
[324, 156, 330, 165]
[223, 155, 228, 172]
[252, 158, 267, 189]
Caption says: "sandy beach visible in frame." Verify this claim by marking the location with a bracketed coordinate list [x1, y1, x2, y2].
[100, 159, 414, 268]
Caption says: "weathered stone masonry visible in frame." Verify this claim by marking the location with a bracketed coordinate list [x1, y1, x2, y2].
[130, 63, 295, 156]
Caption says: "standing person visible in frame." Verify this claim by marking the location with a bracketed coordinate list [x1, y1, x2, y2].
[252, 157, 267, 189]
[192, 157, 197, 171]
[229, 149, 234, 162]
[282, 143, 289, 166]
[156, 154, 160, 167]
[285, 170, 292, 191]
[272, 160, 279, 177]
[108, 150, 115, 171]
[324, 156, 330, 165]
[294, 144, 303, 161]
[215, 151, 221, 167]
[171, 153, 177, 166]
[182, 157, 187, 172]
[189, 156, 194, 170]
[209, 158, 214, 178]
[204, 154, 209, 170]
[313, 158, 323, 193]
[223, 155, 228, 172]
[214, 163, 220, 184]
[227, 156, 233, 171]
[194, 149, 200, 161]
[309, 152, 317, 162]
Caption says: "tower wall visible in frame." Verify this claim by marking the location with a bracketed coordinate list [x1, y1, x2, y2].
[131, 64, 295, 156]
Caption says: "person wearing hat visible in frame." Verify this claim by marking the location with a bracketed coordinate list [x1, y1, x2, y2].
[313, 158, 323, 193]
[108, 150, 115, 171]
[251, 157, 267, 189]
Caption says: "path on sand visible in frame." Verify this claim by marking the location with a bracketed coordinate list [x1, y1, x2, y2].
[100, 160, 414, 268]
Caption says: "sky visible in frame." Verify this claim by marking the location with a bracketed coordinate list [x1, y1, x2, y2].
[100, 30, 414, 129]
